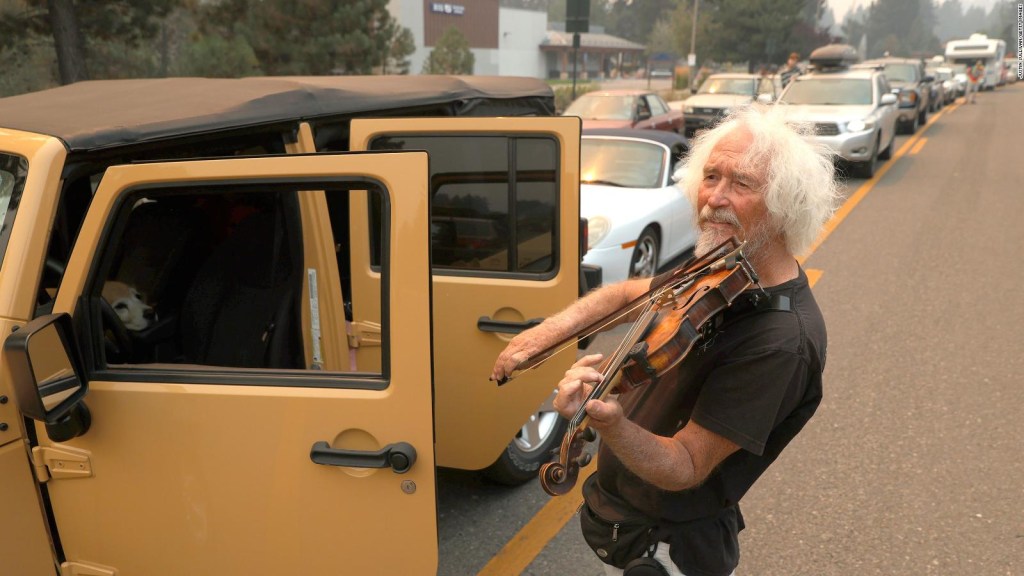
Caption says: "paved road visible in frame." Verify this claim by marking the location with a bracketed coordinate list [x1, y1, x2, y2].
[438, 82, 1024, 575]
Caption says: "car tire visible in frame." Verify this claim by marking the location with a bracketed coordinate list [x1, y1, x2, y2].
[902, 112, 919, 135]
[629, 227, 660, 278]
[918, 106, 927, 127]
[879, 132, 894, 160]
[854, 136, 878, 179]
[482, 410, 568, 486]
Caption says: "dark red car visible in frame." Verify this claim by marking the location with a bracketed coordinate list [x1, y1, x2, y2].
[563, 89, 684, 134]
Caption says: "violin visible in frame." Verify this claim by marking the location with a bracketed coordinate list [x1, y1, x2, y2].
[535, 237, 761, 496]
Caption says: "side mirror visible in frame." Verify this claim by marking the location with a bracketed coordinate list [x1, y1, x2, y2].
[4, 313, 90, 440]
[636, 107, 652, 121]
[690, 87, 698, 95]
[880, 93, 898, 105]
[756, 93, 775, 104]
[923, 75, 935, 83]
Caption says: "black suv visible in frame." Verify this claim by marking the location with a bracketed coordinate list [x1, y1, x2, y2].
[854, 58, 934, 134]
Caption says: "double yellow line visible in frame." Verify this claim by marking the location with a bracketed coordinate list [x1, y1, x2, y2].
[476, 100, 959, 576]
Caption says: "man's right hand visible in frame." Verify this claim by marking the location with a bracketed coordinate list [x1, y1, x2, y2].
[491, 327, 546, 383]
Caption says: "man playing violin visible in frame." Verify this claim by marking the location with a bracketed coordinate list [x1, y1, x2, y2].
[492, 104, 839, 576]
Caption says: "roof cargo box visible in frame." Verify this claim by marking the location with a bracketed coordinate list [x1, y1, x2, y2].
[809, 44, 859, 70]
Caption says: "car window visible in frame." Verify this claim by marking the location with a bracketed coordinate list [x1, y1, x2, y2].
[564, 94, 635, 120]
[756, 77, 777, 96]
[780, 78, 873, 105]
[882, 63, 919, 82]
[646, 95, 669, 115]
[367, 135, 558, 274]
[878, 75, 891, 95]
[0, 153, 26, 271]
[637, 97, 653, 117]
[581, 138, 665, 189]
[92, 184, 388, 379]
[698, 78, 756, 96]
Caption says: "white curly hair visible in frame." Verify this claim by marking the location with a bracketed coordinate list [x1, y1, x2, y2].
[674, 104, 841, 257]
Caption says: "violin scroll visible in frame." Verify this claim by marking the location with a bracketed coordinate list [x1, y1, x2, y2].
[538, 426, 596, 496]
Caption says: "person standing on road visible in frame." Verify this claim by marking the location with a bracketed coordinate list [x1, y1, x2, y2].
[966, 59, 985, 103]
[492, 105, 840, 576]
[779, 52, 802, 88]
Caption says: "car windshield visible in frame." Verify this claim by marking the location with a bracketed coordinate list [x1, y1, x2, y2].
[697, 77, 755, 96]
[780, 78, 873, 105]
[565, 94, 636, 120]
[0, 153, 27, 269]
[581, 138, 666, 189]
[882, 63, 918, 82]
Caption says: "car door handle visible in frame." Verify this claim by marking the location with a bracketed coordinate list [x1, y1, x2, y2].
[310, 441, 417, 474]
[477, 316, 544, 334]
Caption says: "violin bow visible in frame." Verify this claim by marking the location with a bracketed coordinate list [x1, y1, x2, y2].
[494, 237, 747, 386]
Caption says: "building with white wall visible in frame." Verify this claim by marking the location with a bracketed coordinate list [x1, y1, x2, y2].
[387, 1, 563, 78]
[387, 1, 644, 79]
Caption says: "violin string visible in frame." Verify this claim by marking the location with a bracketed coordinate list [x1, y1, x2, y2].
[568, 245, 749, 429]
[568, 299, 662, 430]
[504, 289, 662, 383]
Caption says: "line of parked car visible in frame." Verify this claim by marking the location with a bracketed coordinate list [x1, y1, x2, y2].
[561, 44, 1017, 285]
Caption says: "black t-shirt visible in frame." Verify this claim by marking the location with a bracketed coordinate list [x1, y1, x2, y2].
[591, 266, 827, 576]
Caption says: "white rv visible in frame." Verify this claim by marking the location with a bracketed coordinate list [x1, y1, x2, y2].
[945, 33, 1007, 89]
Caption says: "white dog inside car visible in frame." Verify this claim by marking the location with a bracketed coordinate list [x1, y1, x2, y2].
[102, 280, 154, 331]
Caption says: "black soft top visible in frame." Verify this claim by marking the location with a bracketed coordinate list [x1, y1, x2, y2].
[0, 75, 555, 153]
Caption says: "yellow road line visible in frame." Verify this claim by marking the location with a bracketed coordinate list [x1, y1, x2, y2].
[909, 137, 928, 155]
[797, 102, 953, 266]
[477, 459, 596, 576]
[478, 100, 958, 576]
[805, 268, 823, 288]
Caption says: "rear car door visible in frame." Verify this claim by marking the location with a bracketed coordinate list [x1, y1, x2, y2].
[348, 117, 582, 474]
[31, 153, 436, 574]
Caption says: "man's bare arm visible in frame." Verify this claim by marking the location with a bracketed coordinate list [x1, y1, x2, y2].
[587, 400, 741, 491]
[490, 277, 652, 382]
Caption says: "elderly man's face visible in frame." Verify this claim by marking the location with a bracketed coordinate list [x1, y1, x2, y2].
[694, 128, 774, 258]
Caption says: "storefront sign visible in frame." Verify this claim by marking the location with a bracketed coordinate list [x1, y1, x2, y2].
[430, 3, 465, 15]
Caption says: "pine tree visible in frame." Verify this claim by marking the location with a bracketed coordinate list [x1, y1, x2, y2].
[422, 26, 475, 75]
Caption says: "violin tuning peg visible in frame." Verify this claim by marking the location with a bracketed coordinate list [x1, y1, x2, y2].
[581, 426, 597, 442]
[576, 452, 593, 467]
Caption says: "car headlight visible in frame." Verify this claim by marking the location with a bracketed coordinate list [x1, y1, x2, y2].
[898, 90, 918, 105]
[684, 106, 694, 114]
[587, 215, 611, 249]
[845, 118, 875, 132]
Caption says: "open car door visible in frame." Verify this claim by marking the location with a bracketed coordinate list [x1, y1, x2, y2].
[27, 152, 437, 574]
[348, 117, 582, 475]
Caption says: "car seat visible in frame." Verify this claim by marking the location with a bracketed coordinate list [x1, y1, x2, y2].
[178, 205, 304, 369]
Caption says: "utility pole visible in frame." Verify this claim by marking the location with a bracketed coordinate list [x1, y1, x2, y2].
[572, 32, 580, 100]
[567, 0, 590, 102]
[689, 0, 700, 93]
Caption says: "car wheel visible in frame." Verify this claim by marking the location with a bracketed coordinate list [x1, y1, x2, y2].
[902, 112, 919, 135]
[482, 409, 568, 486]
[918, 106, 927, 127]
[629, 227, 660, 278]
[854, 136, 878, 179]
[879, 131, 894, 160]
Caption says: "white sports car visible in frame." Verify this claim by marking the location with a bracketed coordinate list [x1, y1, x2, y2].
[580, 129, 698, 285]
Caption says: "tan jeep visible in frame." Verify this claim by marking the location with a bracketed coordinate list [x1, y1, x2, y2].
[0, 76, 584, 575]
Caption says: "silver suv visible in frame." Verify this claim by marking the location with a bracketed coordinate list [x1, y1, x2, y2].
[775, 46, 899, 179]
[678, 73, 782, 137]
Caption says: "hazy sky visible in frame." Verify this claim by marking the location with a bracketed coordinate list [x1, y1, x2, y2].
[827, 0, 1000, 24]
